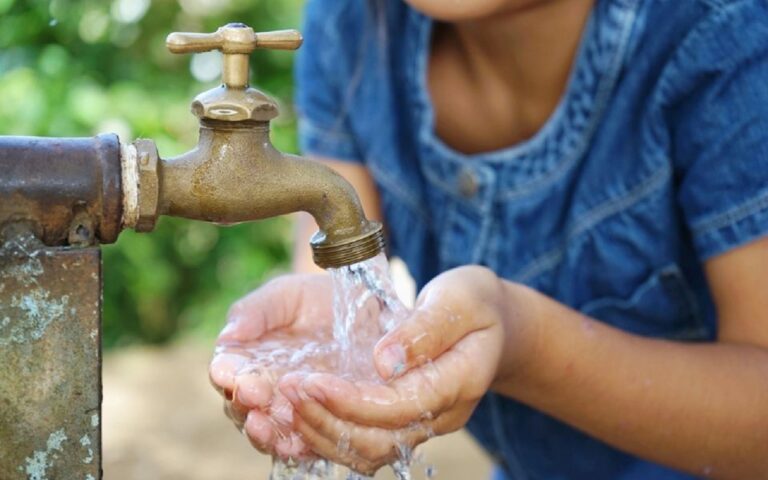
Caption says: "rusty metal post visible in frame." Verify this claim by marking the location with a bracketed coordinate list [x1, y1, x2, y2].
[0, 134, 118, 479]
[0, 232, 102, 480]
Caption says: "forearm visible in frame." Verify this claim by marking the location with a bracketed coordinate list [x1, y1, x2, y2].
[493, 283, 768, 479]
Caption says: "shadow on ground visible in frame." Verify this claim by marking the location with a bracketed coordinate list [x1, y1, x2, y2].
[103, 342, 492, 479]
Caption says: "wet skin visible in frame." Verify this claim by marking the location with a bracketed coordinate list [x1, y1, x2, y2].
[210, 266, 505, 474]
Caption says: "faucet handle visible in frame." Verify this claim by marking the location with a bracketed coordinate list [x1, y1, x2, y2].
[166, 23, 302, 88]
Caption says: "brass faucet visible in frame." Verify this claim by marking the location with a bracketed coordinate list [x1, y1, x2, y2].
[122, 23, 384, 269]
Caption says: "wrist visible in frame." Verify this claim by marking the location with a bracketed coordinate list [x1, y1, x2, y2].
[491, 281, 549, 395]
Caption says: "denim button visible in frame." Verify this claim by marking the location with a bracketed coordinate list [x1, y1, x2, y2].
[458, 168, 479, 198]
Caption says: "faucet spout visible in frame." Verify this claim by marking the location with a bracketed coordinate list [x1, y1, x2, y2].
[122, 23, 383, 268]
[155, 121, 384, 268]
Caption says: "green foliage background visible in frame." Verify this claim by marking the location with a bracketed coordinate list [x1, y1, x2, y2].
[0, 0, 305, 347]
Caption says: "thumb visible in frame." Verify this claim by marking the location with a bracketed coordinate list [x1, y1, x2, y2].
[373, 294, 477, 380]
[218, 274, 330, 343]
[373, 266, 502, 380]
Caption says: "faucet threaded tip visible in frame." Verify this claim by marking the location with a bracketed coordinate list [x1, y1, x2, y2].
[310, 222, 385, 269]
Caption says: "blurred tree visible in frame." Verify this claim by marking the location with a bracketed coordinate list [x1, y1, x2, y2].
[0, 0, 303, 347]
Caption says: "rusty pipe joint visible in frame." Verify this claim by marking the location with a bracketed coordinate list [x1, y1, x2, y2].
[0, 135, 123, 246]
[120, 122, 383, 269]
[120, 139, 160, 233]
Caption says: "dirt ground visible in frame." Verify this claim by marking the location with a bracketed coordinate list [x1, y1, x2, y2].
[102, 342, 492, 479]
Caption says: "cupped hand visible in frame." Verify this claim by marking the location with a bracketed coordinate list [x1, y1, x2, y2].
[277, 266, 509, 475]
[209, 273, 338, 460]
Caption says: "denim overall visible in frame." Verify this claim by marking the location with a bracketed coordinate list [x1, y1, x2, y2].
[295, 0, 768, 477]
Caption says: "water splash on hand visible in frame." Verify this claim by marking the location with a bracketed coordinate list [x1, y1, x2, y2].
[214, 254, 434, 479]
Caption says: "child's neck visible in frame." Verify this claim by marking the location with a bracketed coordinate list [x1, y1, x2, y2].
[429, 0, 594, 153]
[451, 0, 594, 111]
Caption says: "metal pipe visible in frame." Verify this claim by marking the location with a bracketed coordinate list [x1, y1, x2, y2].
[0, 134, 123, 246]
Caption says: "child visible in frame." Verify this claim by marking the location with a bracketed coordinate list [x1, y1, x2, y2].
[212, 0, 768, 478]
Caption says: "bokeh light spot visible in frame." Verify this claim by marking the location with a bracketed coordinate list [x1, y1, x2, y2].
[79, 9, 110, 44]
[0, 0, 14, 15]
[190, 51, 222, 83]
[111, 0, 150, 24]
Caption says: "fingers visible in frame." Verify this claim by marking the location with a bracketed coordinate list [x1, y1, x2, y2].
[374, 267, 501, 380]
[243, 410, 311, 460]
[289, 326, 500, 430]
[291, 397, 405, 475]
[219, 274, 331, 343]
[288, 392, 465, 474]
[233, 370, 274, 410]
[270, 392, 295, 428]
[223, 396, 248, 431]
[289, 361, 457, 430]
[214, 358, 297, 456]
[293, 412, 387, 475]
[373, 305, 475, 380]
[274, 431, 310, 460]
[209, 352, 249, 395]
[244, 409, 275, 452]
[239, 390, 312, 459]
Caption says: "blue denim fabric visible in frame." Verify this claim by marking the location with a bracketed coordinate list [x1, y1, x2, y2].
[295, 0, 768, 478]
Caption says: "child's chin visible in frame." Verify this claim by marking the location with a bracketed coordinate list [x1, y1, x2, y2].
[402, 0, 537, 22]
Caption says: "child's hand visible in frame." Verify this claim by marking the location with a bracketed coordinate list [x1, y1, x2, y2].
[208, 274, 336, 460]
[277, 266, 509, 475]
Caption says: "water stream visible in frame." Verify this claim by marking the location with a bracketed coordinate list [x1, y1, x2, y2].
[213, 254, 434, 479]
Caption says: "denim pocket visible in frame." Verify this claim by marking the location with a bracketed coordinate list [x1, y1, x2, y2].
[579, 264, 707, 340]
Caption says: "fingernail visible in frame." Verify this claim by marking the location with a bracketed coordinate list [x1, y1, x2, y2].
[302, 381, 326, 403]
[378, 343, 406, 379]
